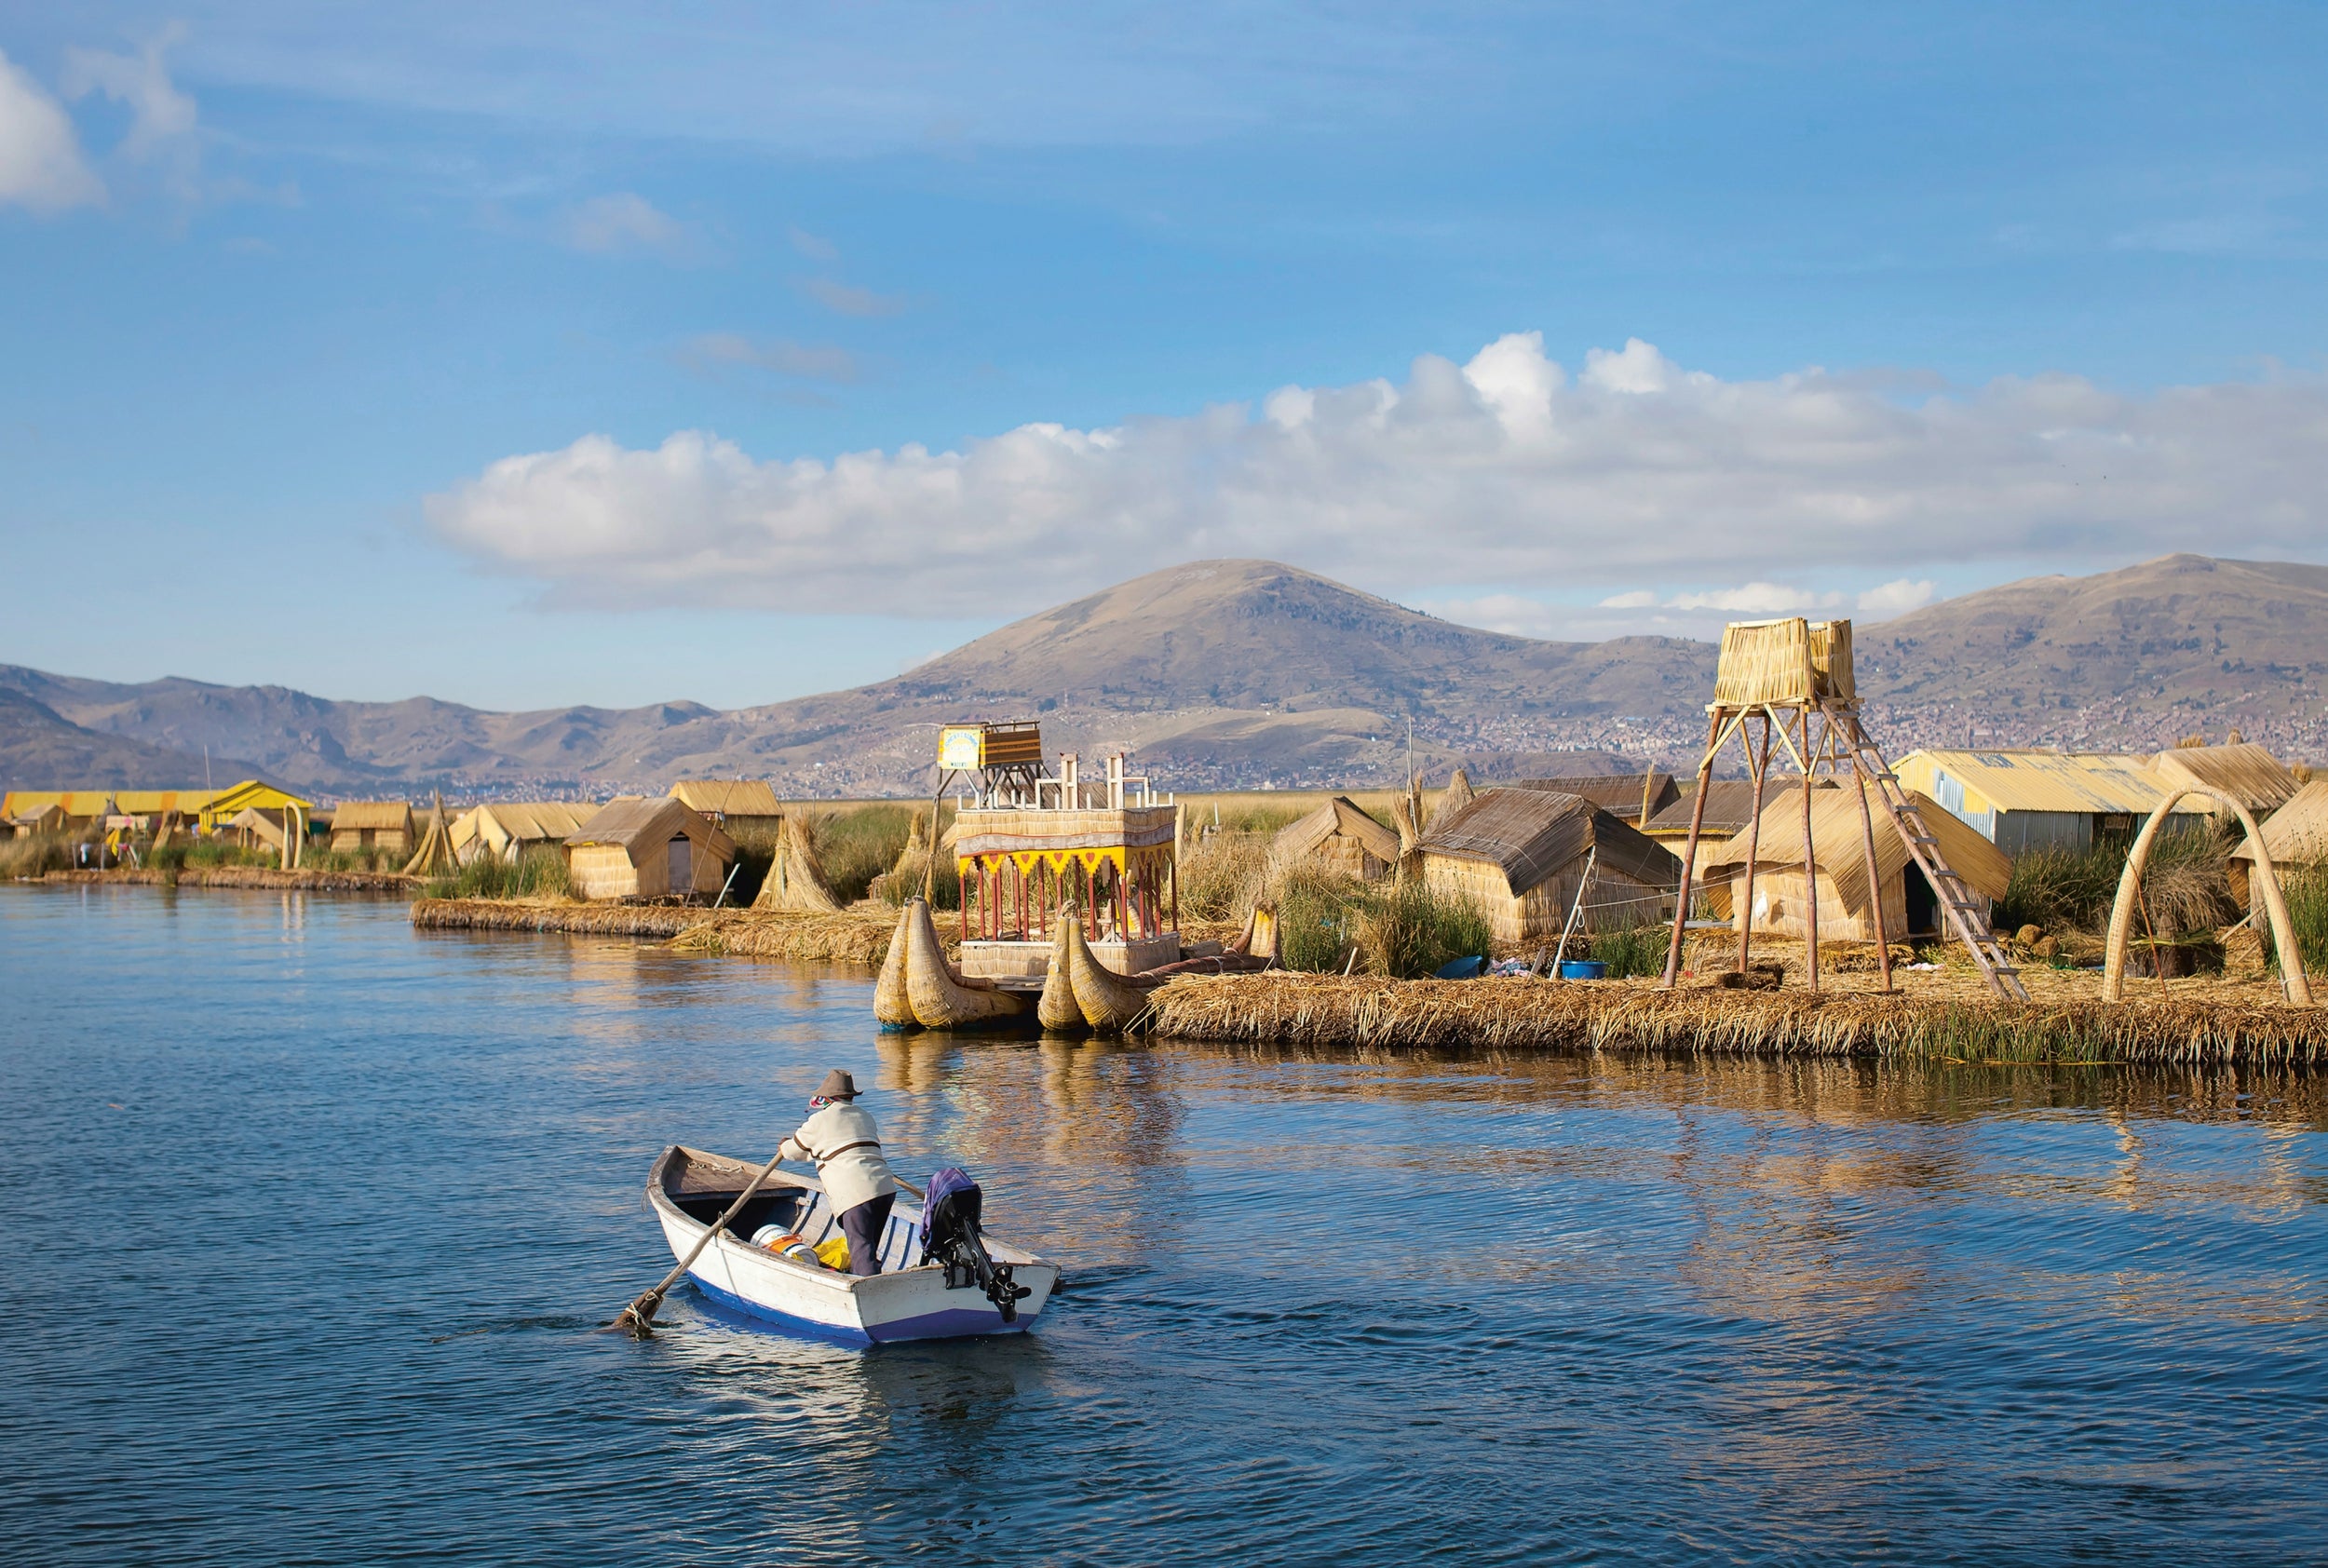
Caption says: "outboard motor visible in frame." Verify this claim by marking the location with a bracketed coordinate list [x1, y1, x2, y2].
[919, 1167, 1033, 1322]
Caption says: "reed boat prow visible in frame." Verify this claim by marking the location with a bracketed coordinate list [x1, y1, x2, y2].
[643, 1144, 1058, 1345]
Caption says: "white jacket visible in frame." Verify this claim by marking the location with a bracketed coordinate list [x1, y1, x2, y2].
[778, 1102, 900, 1214]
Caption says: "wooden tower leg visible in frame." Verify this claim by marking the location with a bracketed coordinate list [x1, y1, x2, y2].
[1735, 713, 1773, 979]
[1659, 710, 1725, 989]
[1799, 708, 1820, 993]
[1841, 711, 1893, 992]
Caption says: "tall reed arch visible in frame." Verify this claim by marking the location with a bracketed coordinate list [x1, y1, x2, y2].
[2100, 787, 2312, 1004]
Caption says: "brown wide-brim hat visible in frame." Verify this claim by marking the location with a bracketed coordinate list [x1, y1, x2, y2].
[818, 1069, 859, 1101]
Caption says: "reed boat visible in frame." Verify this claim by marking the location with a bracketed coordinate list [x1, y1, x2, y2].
[644, 1145, 1059, 1345]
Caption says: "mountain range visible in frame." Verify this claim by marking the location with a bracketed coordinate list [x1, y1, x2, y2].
[4, 553, 2323, 799]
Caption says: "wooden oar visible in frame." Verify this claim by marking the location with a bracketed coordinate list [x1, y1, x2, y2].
[608, 1149, 790, 1337]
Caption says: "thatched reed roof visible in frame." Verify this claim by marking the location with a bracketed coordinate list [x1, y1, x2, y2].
[567, 796, 735, 858]
[1643, 780, 1771, 839]
[670, 779, 783, 818]
[332, 801, 413, 831]
[1509, 771, 1680, 824]
[1274, 796, 1401, 865]
[461, 801, 598, 840]
[1420, 788, 1680, 895]
[2149, 743, 2300, 813]
[2230, 779, 2328, 865]
[1702, 787, 2011, 911]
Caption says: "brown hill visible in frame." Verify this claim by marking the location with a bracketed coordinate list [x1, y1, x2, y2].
[1854, 553, 2328, 755]
[0, 688, 262, 792]
[5, 553, 2324, 796]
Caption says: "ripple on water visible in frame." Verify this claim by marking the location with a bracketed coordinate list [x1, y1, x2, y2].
[0, 887, 2324, 1565]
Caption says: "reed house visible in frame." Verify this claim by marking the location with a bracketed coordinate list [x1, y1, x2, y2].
[1508, 772, 1680, 827]
[2148, 742, 2301, 818]
[563, 797, 735, 901]
[1642, 781, 1768, 885]
[451, 801, 600, 864]
[1272, 796, 1401, 880]
[329, 802, 414, 856]
[1701, 786, 2011, 941]
[2228, 779, 2328, 907]
[668, 780, 784, 835]
[1417, 788, 1682, 944]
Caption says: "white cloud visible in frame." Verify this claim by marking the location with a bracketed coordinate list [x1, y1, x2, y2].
[788, 224, 839, 262]
[683, 332, 859, 383]
[561, 193, 697, 259]
[426, 331, 2328, 617]
[0, 48, 103, 211]
[800, 276, 905, 317]
[1662, 583, 1843, 614]
[1421, 593, 1568, 639]
[61, 29, 202, 204]
[1856, 578, 1936, 617]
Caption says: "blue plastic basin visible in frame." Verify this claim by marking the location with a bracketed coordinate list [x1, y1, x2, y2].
[1558, 959, 1608, 980]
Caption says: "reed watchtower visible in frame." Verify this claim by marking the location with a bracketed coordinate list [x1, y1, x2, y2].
[1658, 616, 2026, 1000]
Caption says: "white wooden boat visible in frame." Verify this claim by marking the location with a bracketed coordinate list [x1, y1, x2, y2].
[645, 1145, 1060, 1346]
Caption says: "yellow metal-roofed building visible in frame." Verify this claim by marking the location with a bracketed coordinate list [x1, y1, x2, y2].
[1, 791, 115, 829]
[196, 780, 314, 829]
[113, 789, 221, 817]
[1893, 750, 2206, 856]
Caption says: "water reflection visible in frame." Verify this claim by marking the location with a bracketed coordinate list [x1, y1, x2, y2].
[12, 891, 2325, 1567]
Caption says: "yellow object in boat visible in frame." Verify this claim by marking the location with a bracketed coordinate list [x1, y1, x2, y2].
[814, 1236, 851, 1271]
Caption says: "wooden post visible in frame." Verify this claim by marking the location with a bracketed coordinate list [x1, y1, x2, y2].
[1734, 714, 1773, 979]
[1659, 710, 1725, 988]
[1799, 707, 1820, 993]
[1843, 714, 1893, 992]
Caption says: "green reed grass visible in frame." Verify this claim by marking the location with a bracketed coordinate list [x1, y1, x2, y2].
[424, 845, 572, 901]
[1589, 921, 1670, 979]
[809, 804, 915, 903]
[1996, 823, 2236, 939]
[1177, 830, 1275, 921]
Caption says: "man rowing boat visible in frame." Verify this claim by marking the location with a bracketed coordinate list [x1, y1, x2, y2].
[778, 1069, 901, 1276]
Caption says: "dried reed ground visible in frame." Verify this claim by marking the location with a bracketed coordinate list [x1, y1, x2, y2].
[1141, 972, 2327, 1064]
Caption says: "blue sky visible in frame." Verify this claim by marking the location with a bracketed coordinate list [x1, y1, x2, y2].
[3, 2, 2324, 710]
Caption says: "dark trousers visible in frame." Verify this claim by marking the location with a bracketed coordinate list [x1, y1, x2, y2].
[840, 1192, 895, 1277]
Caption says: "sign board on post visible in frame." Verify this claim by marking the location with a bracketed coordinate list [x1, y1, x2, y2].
[938, 726, 986, 771]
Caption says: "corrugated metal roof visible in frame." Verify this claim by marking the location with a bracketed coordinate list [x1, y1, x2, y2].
[1, 791, 114, 818]
[1420, 788, 1680, 896]
[2231, 779, 2328, 864]
[1894, 750, 2198, 817]
[1701, 786, 2012, 912]
[202, 779, 315, 815]
[113, 790, 218, 815]
[2148, 743, 2300, 813]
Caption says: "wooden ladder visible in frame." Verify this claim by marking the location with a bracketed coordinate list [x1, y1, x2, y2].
[1832, 708, 2029, 1003]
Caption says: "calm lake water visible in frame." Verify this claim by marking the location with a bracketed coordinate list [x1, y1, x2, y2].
[5, 887, 2327, 1565]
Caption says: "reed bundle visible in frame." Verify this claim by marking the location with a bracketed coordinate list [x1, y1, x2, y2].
[669, 909, 912, 966]
[1140, 972, 2328, 1064]
[410, 899, 929, 966]
[411, 898, 700, 938]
